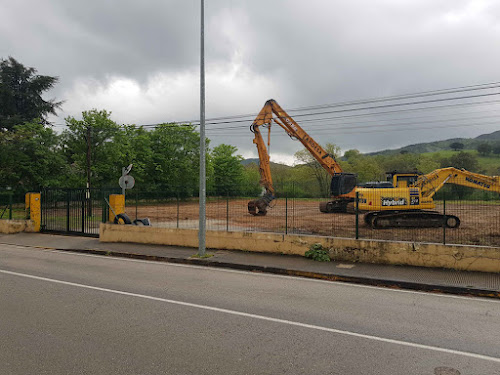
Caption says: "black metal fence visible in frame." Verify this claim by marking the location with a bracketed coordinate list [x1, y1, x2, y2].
[0, 190, 26, 220]
[124, 182, 500, 248]
[7, 179, 498, 247]
[41, 188, 119, 237]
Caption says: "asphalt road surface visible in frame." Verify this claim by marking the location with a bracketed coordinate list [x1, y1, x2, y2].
[0, 243, 499, 375]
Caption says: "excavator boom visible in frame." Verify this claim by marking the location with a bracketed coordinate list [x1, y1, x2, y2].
[416, 167, 500, 198]
[248, 99, 352, 215]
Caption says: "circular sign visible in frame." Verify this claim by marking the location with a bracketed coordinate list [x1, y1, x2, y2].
[119, 175, 135, 189]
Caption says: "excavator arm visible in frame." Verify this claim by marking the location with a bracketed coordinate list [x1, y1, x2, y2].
[416, 167, 500, 198]
[248, 99, 350, 216]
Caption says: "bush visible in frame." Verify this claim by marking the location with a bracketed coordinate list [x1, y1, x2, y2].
[304, 243, 331, 262]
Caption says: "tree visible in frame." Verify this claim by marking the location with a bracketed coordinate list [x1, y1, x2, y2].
[294, 143, 341, 197]
[450, 142, 464, 151]
[346, 157, 383, 183]
[0, 121, 65, 189]
[147, 123, 201, 194]
[439, 151, 480, 199]
[61, 110, 122, 187]
[493, 142, 500, 156]
[343, 149, 361, 161]
[113, 125, 153, 186]
[477, 142, 492, 156]
[210, 144, 244, 195]
[444, 151, 479, 171]
[0, 57, 62, 131]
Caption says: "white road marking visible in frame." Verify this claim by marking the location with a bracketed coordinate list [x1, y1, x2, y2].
[1, 268, 499, 364]
[0, 242, 498, 303]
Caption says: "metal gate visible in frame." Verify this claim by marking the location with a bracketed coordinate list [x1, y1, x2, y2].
[41, 188, 117, 237]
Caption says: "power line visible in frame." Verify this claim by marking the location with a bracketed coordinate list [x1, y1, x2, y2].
[146, 80, 500, 125]
[207, 120, 499, 138]
[49, 81, 500, 130]
[204, 112, 500, 134]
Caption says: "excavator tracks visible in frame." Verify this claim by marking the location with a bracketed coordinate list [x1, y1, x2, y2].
[364, 210, 460, 229]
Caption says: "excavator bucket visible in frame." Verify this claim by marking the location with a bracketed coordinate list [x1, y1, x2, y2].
[247, 192, 275, 216]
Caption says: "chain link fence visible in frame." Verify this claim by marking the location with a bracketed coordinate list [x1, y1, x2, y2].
[125, 181, 500, 248]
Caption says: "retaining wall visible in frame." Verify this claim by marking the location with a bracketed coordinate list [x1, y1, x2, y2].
[0, 220, 36, 234]
[99, 223, 500, 273]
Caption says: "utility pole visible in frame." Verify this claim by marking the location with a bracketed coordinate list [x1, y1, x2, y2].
[198, 0, 206, 256]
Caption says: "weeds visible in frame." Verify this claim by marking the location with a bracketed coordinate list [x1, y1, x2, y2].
[304, 243, 330, 262]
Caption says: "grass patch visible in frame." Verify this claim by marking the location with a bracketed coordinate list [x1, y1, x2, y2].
[191, 253, 214, 259]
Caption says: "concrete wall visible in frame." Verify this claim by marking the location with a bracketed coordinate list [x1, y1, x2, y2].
[100, 223, 500, 273]
[0, 220, 36, 234]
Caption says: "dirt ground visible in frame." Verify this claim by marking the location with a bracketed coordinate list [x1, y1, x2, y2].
[130, 198, 500, 247]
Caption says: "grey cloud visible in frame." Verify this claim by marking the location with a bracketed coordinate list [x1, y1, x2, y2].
[2, 0, 500, 159]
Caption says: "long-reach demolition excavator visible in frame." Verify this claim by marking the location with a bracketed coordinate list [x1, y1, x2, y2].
[248, 99, 500, 228]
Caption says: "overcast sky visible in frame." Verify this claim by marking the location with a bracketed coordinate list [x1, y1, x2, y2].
[2, 0, 500, 164]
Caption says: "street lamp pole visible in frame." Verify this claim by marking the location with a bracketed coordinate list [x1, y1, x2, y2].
[198, 0, 206, 256]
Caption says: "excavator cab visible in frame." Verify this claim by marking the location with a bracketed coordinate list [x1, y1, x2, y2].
[330, 173, 357, 196]
[386, 171, 421, 188]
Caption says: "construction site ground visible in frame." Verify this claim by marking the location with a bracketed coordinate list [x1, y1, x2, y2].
[1, 232, 499, 299]
[129, 199, 500, 247]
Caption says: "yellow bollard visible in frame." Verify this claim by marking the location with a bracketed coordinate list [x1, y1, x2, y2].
[25, 193, 41, 232]
[108, 194, 125, 223]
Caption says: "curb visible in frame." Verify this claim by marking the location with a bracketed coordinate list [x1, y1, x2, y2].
[37, 246, 500, 300]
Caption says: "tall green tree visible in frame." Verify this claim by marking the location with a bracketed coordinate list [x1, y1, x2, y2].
[0, 121, 65, 189]
[147, 123, 201, 194]
[61, 110, 122, 187]
[294, 143, 341, 197]
[113, 125, 153, 186]
[477, 142, 492, 156]
[444, 151, 479, 171]
[210, 144, 244, 195]
[0, 57, 62, 130]
[449, 142, 464, 151]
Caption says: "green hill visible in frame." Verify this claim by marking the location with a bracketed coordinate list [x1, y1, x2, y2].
[367, 130, 500, 156]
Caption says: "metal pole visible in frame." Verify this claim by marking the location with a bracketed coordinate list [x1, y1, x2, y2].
[285, 192, 288, 235]
[355, 192, 359, 239]
[443, 193, 446, 245]
[8, 192, 12, 220]
[198, 0, 206, 256]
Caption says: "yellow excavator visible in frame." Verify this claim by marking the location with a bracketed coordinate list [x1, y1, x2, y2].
[358, 168, 500, 228]
[248, 99, 500, 228]
[247, 99, 354, 216]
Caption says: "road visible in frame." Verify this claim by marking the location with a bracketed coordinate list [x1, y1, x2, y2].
[0, 243, 499, 374]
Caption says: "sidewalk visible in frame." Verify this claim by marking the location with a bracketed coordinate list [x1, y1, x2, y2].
[1, 232, 499, 299]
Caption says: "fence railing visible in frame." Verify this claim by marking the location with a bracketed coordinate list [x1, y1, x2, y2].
[0, 191, 26, 220]
[125, 182, 500, 248]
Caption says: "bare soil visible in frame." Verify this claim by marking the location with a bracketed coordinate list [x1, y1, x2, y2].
[129, 198, 500, 247]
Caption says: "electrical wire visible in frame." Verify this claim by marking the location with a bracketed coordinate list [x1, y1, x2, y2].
[48, 81, 500, 131]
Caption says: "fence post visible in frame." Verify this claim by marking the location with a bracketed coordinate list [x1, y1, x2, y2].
[443, 193, 446, 245]
[101, 191, 107, 223]
[135, 190, 138, 221]
[8, 192, 12, 220]
[66, 190, 70, 232]
[355, 192, 359, 240]
[285, 191, 288, 235]
[226, 192, 229, 232]
[81, 191, 85, 233]
[176, 191, 180, 229]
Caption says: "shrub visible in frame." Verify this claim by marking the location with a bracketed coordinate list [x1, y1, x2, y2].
[304, 243, 331, 262]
